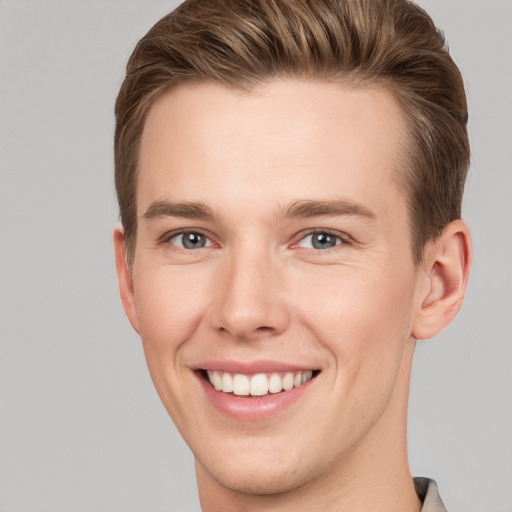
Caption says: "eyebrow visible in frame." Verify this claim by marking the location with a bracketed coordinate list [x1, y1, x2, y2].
[142, 198, 376, 222]
[143, 200, 215, 220]
[279, 199, 376, 220]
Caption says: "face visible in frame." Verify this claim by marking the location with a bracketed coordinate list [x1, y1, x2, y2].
[117, 80, 427, 496]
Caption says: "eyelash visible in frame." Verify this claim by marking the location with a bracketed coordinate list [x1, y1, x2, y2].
[159, 229, 214, 249]
[293, 229, 350, 250]
[159, 228, 350, 251]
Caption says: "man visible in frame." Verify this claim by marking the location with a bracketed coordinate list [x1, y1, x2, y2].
[113, 1, 472, 510]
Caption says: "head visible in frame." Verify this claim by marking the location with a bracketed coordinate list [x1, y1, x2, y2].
[113, 0, 471, 507]
[115, 0, 469, 269]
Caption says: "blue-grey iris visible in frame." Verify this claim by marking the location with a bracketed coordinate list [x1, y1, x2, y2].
[312, 233, 338, 249]
[182, 232, 207, 249]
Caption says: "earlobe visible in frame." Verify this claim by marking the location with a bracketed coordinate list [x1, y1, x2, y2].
[113, 225, 140, 333]
[412, 220, 472, 340]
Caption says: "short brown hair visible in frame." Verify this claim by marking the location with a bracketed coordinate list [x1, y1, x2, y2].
[115, 0, 469, 266]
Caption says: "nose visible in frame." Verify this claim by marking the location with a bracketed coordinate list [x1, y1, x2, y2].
[209, 248, 290, 341]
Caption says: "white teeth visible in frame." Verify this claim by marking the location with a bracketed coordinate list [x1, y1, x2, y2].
[282, 372, 294, 391]
[232, 374, 250, 396]
[268, 373, 283, 393]
[221, 372, 233, 393]
[208, 370, 222, 390]
[206, 370, 315, 396]
[250, 373, 269, 396]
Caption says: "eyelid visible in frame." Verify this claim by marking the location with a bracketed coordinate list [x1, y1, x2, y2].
[158, 228, 216, 248]
[292, 228, 352, 249]
[157, 227, 352, 250]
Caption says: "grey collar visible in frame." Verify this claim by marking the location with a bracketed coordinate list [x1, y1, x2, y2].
[414, 477, 448, 512]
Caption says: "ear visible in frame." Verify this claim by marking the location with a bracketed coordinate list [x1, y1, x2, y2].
[113, 225, 140, 333]
[412, 220, 472, 340]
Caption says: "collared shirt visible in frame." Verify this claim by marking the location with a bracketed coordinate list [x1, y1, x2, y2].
[414, 477, 448, 512]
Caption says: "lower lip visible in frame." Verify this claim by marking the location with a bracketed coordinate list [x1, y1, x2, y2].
[197, 373, 316, 421]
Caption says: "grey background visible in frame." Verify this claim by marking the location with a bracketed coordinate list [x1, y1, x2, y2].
[0, 1, 510, 511]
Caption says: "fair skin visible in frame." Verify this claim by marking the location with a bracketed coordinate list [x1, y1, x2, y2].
[114, 80, 471, 512]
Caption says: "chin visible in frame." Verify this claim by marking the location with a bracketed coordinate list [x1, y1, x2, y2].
[204, 461, 310, 496]
[195, 439, 327, 497]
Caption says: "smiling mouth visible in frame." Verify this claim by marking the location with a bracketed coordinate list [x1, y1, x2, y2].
[201, 369, 320, 397]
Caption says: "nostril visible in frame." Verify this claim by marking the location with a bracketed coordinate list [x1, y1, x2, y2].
[255, 326, 275, 333]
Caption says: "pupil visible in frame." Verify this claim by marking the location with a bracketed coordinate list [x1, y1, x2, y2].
[313, 233, 335, 249]
[183, 233, 204, 249]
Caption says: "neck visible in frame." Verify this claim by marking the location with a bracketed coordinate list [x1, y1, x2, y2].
[196, 340, 421, 512]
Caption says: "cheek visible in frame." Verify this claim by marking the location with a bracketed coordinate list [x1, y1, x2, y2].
[291, 261, 416, 378]
[131, 266, 211, 419]
[289, 263, 417, 441]
[133, 266, 210, 353]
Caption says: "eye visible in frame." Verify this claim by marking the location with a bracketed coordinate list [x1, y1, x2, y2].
[169, 231, 212, 249]
[296, 231, 343, 250]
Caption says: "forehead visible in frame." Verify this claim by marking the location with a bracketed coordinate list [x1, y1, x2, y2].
[138, 79, 409, 218]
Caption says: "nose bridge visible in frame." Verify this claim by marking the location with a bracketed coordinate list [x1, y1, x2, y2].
[211, 240, 289, 339]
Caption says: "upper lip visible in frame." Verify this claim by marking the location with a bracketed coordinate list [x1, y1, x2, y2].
[193, 360, 318, 374]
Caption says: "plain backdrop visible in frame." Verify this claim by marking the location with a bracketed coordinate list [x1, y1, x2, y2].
[1, 1, 511, 511]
